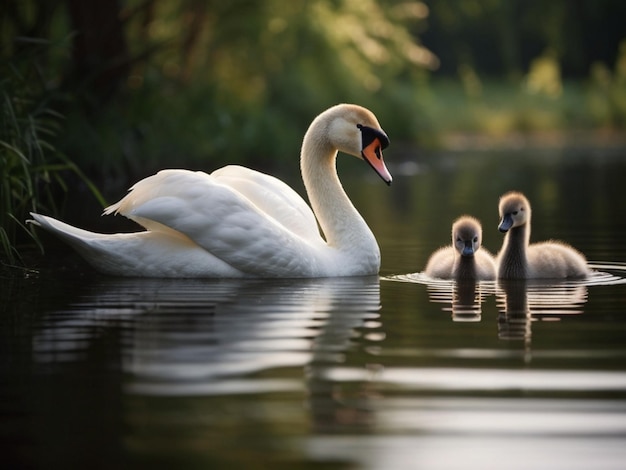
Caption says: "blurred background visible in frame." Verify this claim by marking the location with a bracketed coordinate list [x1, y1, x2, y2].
[1, 0, 626, 264]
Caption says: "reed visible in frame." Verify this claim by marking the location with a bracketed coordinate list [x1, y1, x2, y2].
[0, 42, 105, 269]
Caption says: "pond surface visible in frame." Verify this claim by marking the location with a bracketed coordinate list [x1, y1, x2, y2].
[2, 147, 626, 469]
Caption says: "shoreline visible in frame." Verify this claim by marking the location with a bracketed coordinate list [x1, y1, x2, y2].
[438, 129, 626, 152]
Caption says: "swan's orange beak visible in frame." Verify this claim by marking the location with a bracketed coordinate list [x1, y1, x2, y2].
[362, 138, 393, 185]
[358, 124, 391, 185]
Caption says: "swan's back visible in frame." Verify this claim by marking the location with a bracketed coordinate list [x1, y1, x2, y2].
[210, 165, 320, 240]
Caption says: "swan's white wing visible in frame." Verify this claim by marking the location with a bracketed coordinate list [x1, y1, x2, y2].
[29, 213, 244, 277]
[211, 165, 320, 241]
[106, 169, 327, 277]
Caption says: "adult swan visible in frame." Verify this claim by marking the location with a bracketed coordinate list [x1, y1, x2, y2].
[29, 104, 392, 278]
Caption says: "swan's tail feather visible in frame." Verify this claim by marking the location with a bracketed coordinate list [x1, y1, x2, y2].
[27, 213, 243, 277]
[28, 213, 108, 244]
[27, 213, 127, 273]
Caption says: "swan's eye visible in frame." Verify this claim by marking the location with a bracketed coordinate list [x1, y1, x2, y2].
[512, 211, 518, 216]
[456, 237, 462, 242]
[473, 237, 478, 243]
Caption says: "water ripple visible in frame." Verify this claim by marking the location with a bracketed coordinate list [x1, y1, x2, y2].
[317, 366, 626, 392]
[384, 261, 626, 287]
[383, 262, 626, 325]
[32, 276, 382, 396]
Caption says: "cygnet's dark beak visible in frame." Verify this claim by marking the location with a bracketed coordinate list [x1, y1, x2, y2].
[498, 214, 514, 233]
[462, 240, 475, 256]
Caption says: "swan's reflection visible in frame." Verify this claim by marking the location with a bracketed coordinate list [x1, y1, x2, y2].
[33, 276, 382, 396]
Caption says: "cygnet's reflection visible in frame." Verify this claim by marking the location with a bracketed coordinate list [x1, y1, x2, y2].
[424, 276, 589, 341]
[33, 276, 382, 396]
[387, 271, 594, 341]
[385, 273, 495, 321]
[496, 279, 588, 342]
[448, 280, 488, 322]
[426, 279, 495, 322]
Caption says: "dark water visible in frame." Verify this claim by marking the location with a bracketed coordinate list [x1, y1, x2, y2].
[2, 148, 626, 469]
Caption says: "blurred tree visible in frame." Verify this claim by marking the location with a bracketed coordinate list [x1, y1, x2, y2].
[119, 0, 438, 99]
[2, 0, 624, 180]
[422, 0, 626, 78]
[65, 0, 130, 103]
[2, 0, 438, 176]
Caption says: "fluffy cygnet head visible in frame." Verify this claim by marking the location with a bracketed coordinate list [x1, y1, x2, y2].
[452, 216, 483, 257]
[498, 191, 531, 233]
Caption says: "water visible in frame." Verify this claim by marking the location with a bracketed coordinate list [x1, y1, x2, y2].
[2, 147, 626, 469]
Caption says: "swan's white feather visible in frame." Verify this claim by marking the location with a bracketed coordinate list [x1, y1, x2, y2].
[105, 169, 327, 277]
[211, 165, 320, 241]
[29, 213, 243, 277]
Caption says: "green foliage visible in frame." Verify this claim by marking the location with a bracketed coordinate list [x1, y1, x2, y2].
[49, 0, 438, 179]
[586, 40, 626, 128]
[57, 0, 624, 179]
[0, 40, 105, 267]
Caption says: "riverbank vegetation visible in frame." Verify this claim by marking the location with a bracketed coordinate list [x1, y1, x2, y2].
[2, 0, 626, 267]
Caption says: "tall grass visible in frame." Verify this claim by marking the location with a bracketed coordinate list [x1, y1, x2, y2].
[0, 41, 105, 270]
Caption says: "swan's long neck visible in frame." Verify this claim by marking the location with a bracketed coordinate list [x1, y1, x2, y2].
[498, 224, 529, 278]
[300, 125, 378, 260]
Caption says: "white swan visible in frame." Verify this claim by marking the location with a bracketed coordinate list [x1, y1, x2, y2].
[29, 104, 392, 278]
[496, 191, 590, 279]
[424, 215, 496, 280]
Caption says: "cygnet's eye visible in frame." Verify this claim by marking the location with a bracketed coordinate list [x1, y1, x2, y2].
[456, 237, 462, 242]
[473, 237, 478, 243]
[512, 211, 518, 216]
